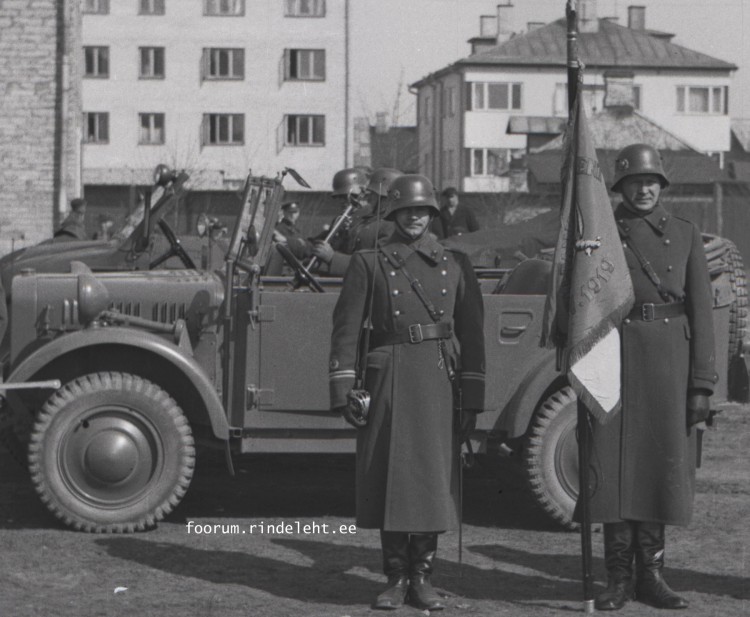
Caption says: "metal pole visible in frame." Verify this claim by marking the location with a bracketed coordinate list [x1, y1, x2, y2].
[566, 1, 595, 613]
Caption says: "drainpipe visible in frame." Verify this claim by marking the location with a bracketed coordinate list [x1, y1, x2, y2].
[344, 0, 350, 166]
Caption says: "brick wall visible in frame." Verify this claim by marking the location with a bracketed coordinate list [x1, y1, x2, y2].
[0, 0, 82, 257]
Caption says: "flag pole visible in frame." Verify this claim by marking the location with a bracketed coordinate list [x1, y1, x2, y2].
[566, 1, 596, 613]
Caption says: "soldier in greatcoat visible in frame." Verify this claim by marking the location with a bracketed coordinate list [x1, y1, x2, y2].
[275, 201, 312, 260]
[586, 144, 717, 611]
[313, 168, 401, 275]
[329, 174, 485, 611]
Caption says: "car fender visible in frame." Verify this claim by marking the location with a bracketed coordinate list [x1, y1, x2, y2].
[7, 327, 230, 440]
[497, 349, 565, 439]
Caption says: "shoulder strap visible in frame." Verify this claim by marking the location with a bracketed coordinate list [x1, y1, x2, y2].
[379, 247, 442, 323]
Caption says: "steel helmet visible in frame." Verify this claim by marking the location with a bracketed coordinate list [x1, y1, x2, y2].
[331, 167, 368, 197]
[611, 143, 670, 193]
[366, 168, 403, 197]
[384, 174, 440, 221]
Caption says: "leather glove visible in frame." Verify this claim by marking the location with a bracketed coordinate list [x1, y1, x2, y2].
[458, 410, 478, 443]
[311, 241, 334, 264]
[686, 389, 711, 428]
[334, 405, 366, 429]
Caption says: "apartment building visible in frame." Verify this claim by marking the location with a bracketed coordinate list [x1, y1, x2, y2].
[82, 0, 349, 193]
[411, 1, 737, 193]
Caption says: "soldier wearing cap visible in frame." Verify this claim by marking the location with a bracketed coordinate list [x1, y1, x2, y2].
[54, 197, 88, 241]
[586, 143, 716, 611]
[431, 187, 480, 239]
[275, 201, 312, 260]
[329, 174, 485, 610]
[312, 168, 402, 275]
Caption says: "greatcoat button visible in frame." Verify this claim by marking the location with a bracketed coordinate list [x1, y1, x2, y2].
[441, 270, 447, 276]
[664, 239, 671, 246]
[624, 318, 631, 324]
[667, 265, 673, 271]
[390, 271, 396, 277]
[664, 318, 669, 324]
[438, 309, 445, 316]
[622, 242, 627, 248]
[392, 289, 400, 296]
[393, 310, 401, 316]
[441, 289, 447, 295]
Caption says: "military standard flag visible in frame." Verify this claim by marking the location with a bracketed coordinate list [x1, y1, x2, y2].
[542, 96, 635, 424]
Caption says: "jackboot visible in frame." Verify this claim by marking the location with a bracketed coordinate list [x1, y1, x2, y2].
[372, 531, 410, 610]
[408, 533, 445, 611]
[635, 522, 688, 610]
[595, 521, 636, 611]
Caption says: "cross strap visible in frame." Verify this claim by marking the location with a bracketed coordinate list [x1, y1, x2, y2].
[378, 247, 442, 323]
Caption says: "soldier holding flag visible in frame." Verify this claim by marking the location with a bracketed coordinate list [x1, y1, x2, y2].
[585, 144, 717, 611]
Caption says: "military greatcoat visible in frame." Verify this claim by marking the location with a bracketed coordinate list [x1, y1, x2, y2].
[329, 232, 485, 531]
[585, 203, 717, 526]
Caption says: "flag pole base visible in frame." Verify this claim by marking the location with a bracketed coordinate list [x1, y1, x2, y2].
[582, 599, 595, 613]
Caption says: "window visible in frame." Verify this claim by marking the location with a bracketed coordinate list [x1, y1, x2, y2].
[139, 47, 165, 79]
[84, 47, 109, 78]
[444, 87, 456, 117]
[285, 114, 325, 146]
[468, 148, 510, 176]
[285, 0, 325, 17]
[203, 114, 244, 145]
[83, 0, 109, 14]
[423, 152, 431, 176]
[468, 82, 522, 111]
[203, 0, 244, 16]
[139, 0, 165, 15]
[202, 48, 245, 80]
[84, 112, 109, 144]
[139, 113, 165, 144]
[423, 95, 431, 125]
[677, 85, 728, 115]
[284, 49, 325, 81]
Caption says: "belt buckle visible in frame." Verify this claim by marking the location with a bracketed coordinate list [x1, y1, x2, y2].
[408, 324, 424, 343]
[641, 303, 655, 321]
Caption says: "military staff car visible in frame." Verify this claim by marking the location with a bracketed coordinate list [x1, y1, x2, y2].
[2, 170, 747, 532]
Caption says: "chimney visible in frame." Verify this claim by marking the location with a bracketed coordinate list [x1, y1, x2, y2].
[375, 112, 388, 135]
[604, 71, 635, 110]
[527, 21, 544, 32]
[628, 5, 646, 30]
[578, 0, 599, 33]
[479, 14, 497, 38]
[496, 2, 514, 44]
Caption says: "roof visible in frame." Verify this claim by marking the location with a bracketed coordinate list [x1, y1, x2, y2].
[731, 119, 750, 153]
[412, 18, 736, 87]
[728, 160, 750, 182]
[528, 149, 727, 187]
[531, 107, 697, 152]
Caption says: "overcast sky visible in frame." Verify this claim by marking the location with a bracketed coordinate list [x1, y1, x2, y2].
[350, 0, 750, 126]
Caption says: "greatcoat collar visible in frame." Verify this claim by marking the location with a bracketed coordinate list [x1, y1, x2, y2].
[381, 230, 444, 265]
[615, 202, 670, 237]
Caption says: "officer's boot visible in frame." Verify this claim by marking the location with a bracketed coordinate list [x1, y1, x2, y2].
[595, 521, 636, 610]
[408, 533, 445, 611]
[634, 522, 688, 609]
[372, 531, 410, 610]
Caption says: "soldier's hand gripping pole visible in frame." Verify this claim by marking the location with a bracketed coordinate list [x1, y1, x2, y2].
[304, 195, 360, 273]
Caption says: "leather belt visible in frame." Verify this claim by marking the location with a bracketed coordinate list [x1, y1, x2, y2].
[627, 302, 685, 322]
[371, 322, 452, 347]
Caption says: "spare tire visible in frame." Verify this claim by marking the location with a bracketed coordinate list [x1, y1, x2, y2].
[702, 234, 748, 362]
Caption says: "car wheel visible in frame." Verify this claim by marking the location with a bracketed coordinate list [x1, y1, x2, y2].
[28, 372, 194, 532]
[523, 386, 579, 530]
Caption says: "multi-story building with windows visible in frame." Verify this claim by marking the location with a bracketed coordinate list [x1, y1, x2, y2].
[82, 0, 349, 194]
[411, 1, 736, 192]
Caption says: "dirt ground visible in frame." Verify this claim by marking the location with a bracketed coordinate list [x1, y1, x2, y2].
[0, 405, 747, 617]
